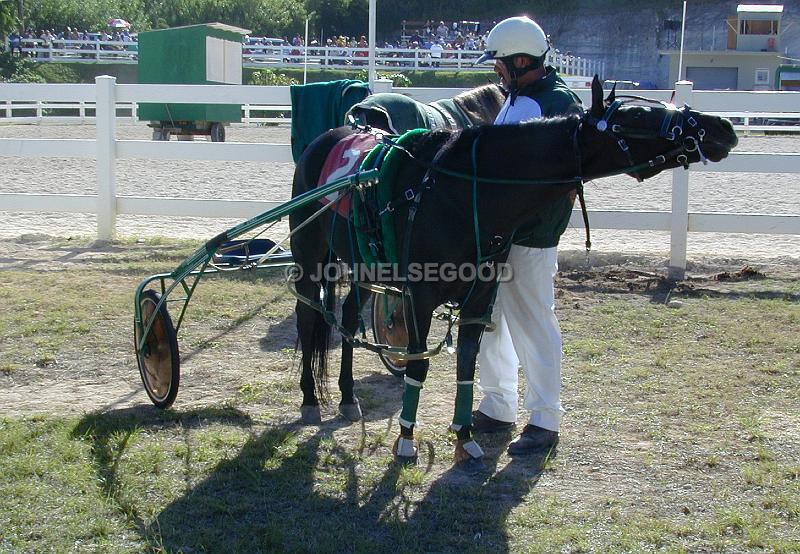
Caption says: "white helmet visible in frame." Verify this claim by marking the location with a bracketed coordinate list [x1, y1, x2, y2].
[476, 16, 549, 64]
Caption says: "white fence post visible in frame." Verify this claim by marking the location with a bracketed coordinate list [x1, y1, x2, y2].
[373, 78, 393, 93]
[96, 76, 117, 240]
[669, 80, 694, 279]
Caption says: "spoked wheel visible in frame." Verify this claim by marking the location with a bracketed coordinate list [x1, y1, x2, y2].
[135, 290, 180, 409]
[371, 294, 408, 378]
[209, 122, 225, 142]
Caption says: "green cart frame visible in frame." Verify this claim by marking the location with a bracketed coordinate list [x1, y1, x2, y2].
[134, 169, 380, 408]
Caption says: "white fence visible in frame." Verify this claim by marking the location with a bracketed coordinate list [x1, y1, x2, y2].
[1, 77, 799, 277]
[14, 39, 604, 76]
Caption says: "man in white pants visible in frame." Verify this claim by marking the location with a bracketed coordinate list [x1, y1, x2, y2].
[472, 16, 582, 455]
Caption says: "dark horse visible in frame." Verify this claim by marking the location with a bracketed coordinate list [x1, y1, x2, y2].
[289, 76, 737, 469]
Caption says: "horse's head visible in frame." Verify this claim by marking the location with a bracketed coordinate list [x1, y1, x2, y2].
[580, 76, 738, 181]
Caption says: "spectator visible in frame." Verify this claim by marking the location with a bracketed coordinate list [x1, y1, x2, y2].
[429, 39, 443, 67]
[355, 35, 368, 65]
[436, 21, 448, 38]
[10, 31, 22, 55]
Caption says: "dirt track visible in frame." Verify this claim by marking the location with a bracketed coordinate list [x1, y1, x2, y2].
[0, 123, 798, 262]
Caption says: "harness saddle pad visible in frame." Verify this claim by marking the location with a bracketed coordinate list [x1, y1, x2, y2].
[316, 132, 380, 218]
[317, 129, 428, 267]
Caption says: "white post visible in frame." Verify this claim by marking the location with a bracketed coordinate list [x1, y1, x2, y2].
[95, 76, 117, 240]
[303, 17, 310, 85]
[79, 101, 85, 122]
[373, 78, 393, 93]
[669, 80, 694, 280]
[678, 0, 688, 81]
[368, 0, 377, 88]
[4, 100, 11, 119]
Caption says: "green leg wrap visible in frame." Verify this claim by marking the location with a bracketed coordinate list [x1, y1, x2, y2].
[453, 383, 474, 428]
[399, 380, 422, 428]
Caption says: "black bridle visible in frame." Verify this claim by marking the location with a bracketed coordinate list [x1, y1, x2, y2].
[582, 96, 710, 182]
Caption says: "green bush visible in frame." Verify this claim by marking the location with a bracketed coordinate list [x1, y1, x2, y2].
[355, 70, 412, 87]
[248, 69, 299, 86]
[0, 53, 46, 83]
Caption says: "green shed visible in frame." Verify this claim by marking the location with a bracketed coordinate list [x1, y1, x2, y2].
[137, 23, 249, 141]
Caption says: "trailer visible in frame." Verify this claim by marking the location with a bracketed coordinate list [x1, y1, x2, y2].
[137, 23, 249, 141]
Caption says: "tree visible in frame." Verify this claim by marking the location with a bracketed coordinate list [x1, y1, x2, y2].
[0, 2, 19, 36]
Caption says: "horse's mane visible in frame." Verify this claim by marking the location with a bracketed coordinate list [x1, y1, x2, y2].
[451, 84, 505, 126]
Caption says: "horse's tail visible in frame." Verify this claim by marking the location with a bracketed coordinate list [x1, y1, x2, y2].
[309, 269, 336, 404]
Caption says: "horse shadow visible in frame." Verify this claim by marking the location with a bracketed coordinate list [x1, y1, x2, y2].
[74, 404, 541, 552]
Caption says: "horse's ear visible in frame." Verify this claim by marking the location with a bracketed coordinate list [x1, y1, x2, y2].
[590, 75, 604, 117]
[605, 82, 617, 105]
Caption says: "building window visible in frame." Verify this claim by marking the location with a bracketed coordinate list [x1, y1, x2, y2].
[739, 19, 778, 35]
[755, 68, 770, 84]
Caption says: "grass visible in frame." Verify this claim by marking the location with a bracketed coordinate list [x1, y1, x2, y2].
[0, 237, 798, 552]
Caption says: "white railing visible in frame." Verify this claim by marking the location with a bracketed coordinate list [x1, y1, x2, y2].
[1, 77, 799, 277]
[14, 39, 603, 77]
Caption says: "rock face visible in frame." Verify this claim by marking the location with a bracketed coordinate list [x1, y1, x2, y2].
[532, 0, 800, 88]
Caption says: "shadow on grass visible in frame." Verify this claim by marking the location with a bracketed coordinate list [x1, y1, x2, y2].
[73, 403, 543, 552]
[72, 405, 254, 545]
[146, 426, 547, 553]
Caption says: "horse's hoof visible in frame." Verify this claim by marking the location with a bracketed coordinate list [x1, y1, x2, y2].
[300, 405, 321, 424]
[392, 436, 418, 465]
[455, 456, 487, 475]
[338, 398, 362, 422]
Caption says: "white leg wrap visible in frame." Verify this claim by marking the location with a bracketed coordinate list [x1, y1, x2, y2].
[462, 440, 484, 459]
[396, 437, 418, 458]
[404, 376, 424, 388]
[449, 423, 462, 432]
[398, 417, 415, 429]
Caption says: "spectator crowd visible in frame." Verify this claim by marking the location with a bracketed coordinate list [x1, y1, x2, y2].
[242, 19, 492, 67]
[8, 27, 137, 58]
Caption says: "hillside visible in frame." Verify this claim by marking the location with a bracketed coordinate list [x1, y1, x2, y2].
[480, 0, 799, 87]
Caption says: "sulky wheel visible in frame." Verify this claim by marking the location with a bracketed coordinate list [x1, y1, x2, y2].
[209, 122, 225, 142]
[371, 294, 408, 378]
[135, 290, 180, 409]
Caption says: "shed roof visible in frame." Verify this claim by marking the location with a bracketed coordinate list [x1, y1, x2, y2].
[144, 22, 251, 35]
[737, 5, 784, 14]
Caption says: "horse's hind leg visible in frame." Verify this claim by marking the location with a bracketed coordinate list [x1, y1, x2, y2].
[337, 285, 373, 421]
[451, 322, 486, 471]
[292, 234, 334, 424]
[295, 274, 327, 424]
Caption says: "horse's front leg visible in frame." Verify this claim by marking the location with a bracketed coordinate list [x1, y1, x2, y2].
[392, 294, 433, 464]
[452, 322, 486, 470]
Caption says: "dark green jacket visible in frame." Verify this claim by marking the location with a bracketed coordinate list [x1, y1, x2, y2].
[507, 67, 582, 248]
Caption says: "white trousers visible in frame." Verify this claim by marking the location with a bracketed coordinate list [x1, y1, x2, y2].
[476, 245, 564, 431]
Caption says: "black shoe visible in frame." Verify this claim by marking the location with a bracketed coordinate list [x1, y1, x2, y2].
[471, 410, 514, 433]
[507, 424, 559, 456]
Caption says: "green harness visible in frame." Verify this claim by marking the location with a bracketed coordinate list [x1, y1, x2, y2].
[352, 128, 428, 266]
